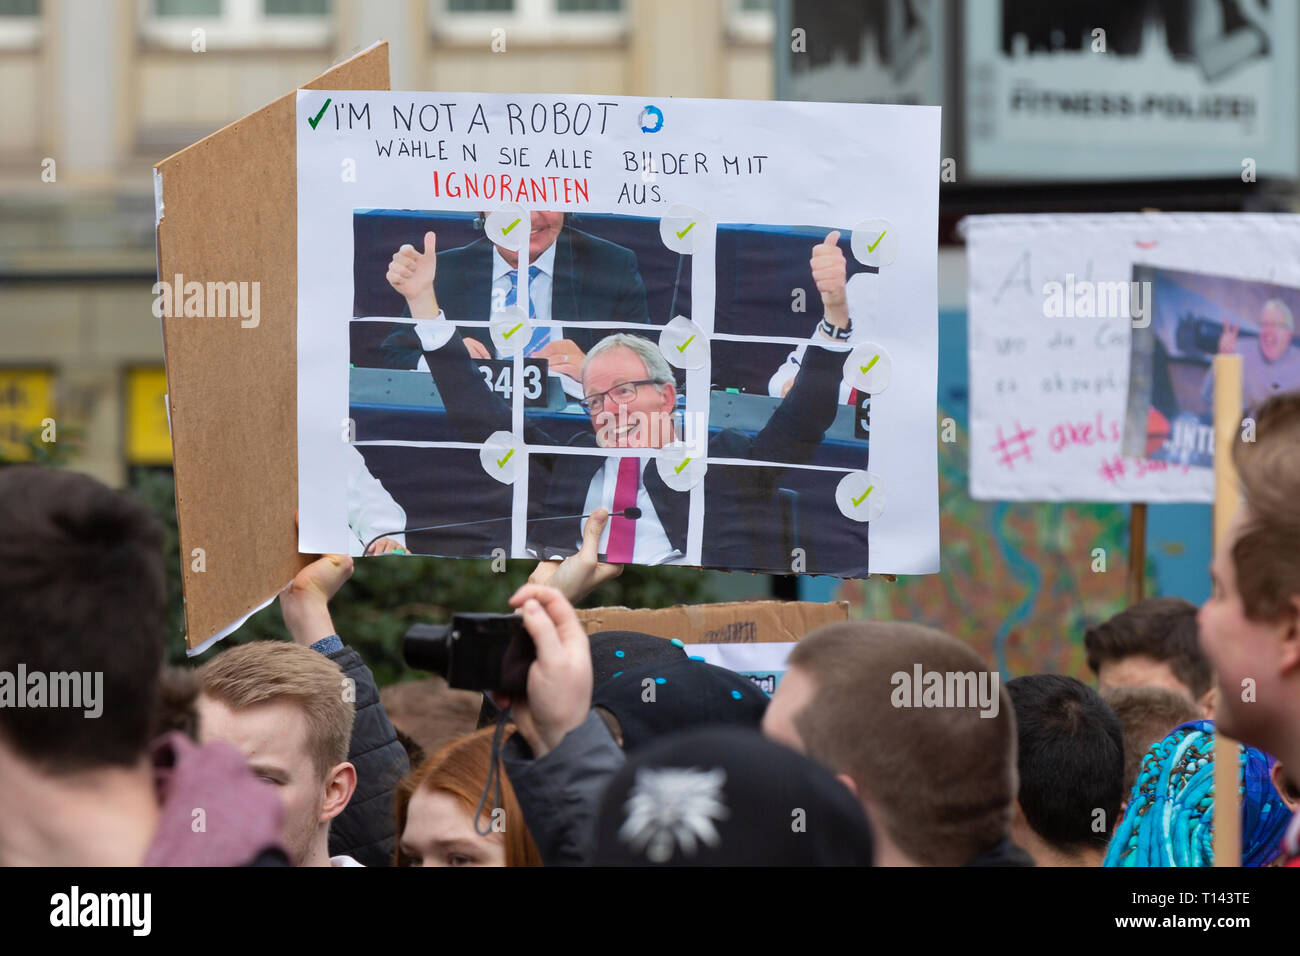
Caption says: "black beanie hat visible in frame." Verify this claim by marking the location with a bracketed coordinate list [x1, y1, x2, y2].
[594, 727, 874, 866]
[592, 657, 768, 752]
[588, 630, 689, 687]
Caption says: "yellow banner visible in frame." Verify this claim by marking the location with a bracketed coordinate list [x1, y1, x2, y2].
[126, 367, 173, 465]
[0, 369, 55, 462]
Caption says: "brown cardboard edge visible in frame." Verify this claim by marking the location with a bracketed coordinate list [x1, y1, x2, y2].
[155, 42, 390, 652]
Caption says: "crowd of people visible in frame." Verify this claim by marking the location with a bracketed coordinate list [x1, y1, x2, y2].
[2, 391, 1300, 868]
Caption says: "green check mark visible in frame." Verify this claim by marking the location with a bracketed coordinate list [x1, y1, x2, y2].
[859, 354, 880, 375]
[866, 230, 886, 253]
[676, 221, 696, 240]
[503, 322, 524, 339]
[308, 98, 331, 130]
[502, 217, 522, 236]
[496, 448, 515, 469]
[676, 333, 697, 353]
[674, 457, 692, 475]
[851, 484, 874, 508]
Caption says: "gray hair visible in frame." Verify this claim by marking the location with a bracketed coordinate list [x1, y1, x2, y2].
[1262, 298, 1295, 331]
[582, 333, 674, 387]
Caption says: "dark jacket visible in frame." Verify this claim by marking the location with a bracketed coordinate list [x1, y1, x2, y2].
[380, 227, 652, 366]
[965, 836, 1035, 867]
[326, 645, 410, 867]
[500, 711, 625, 866]
[422, 331, 844, 570]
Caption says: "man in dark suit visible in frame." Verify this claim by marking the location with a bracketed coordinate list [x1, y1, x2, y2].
[381, 211, 650, 392]
[394, 232, 852, 571]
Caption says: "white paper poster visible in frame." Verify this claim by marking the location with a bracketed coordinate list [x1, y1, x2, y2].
[685, 641, 797, 695]
[966, 213, 1300, 503]
[296, 91, 940, 576]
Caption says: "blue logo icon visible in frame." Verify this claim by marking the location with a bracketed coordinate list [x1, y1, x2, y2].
[639, 105, 664, 133]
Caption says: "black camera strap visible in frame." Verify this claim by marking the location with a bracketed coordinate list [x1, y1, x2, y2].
[473, 709, 511, 837]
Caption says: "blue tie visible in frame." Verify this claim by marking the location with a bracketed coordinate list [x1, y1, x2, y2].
[504, 265, 551, 356]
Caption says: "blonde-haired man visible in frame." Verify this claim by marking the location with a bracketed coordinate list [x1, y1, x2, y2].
[197, 642, 359, 867]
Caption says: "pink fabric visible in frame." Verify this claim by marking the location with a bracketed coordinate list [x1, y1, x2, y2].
[143, 731, 286, 866]
[606, 457, 640, 562]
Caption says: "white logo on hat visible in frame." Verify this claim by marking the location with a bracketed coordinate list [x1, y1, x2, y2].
[619, 767, 729, 863]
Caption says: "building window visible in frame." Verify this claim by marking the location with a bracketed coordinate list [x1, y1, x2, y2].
[0, 0, 41, 49]
[0, 368, 56, 464]
[139, 0, 332, 50]
[125, 367, 173, 467]
[434, 0, 626, 44]
[729, 0, 773, 43]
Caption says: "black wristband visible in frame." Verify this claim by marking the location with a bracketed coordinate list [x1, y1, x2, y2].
[818, 316, 851, 340]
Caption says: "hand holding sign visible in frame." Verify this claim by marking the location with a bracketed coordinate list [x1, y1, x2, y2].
[386, 231, 438, 317]
[528, 508, 624, 604]
[1218, 320, 1240, 354]
[812, 230, 849, 330]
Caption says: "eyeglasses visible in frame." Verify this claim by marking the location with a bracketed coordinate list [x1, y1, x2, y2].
[580, 380, 661, 414]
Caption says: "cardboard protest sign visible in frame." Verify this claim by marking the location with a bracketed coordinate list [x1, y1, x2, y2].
[684, 642, 797, 695]
[574, 599, 848, 646]
[154, 43, 389, 652]
[297, 92, 940, 576]
[965, 213, 1300, 504]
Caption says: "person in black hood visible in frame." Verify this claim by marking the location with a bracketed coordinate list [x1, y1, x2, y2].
[594, 726, 873, 866]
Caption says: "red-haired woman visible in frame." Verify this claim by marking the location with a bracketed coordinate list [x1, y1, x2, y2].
[394, 727, 542, 867]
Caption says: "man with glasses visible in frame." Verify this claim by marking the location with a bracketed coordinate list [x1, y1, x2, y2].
[408, 233, 851, 567]
[1201, 297, 1300, 412]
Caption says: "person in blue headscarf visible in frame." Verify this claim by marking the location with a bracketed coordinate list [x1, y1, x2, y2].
[1104, 720, 1292, 867]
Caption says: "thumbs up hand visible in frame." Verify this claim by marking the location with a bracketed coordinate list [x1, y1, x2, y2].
[386, 231, 439, 318]
[811, 229, 848, 330]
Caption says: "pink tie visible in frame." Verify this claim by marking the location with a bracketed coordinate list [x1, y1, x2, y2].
[606, 457, 640, 562]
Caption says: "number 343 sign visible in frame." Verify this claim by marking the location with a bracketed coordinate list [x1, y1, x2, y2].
[474, 358, 547, 408]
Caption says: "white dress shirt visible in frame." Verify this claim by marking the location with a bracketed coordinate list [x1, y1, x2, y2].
[580, 456, 682, 565]
[413, 329, 683, 566]
[768, 317, 858, 404]
[346, 445, 407, 555]
[415, 242, 556, 370]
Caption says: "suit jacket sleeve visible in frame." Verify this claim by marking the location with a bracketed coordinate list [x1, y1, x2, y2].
[421, 331, 512, 442]
[609, 246, 651, 325]
[325, 645, 410, 868]
[747, 343, 844, 464]
[379, 323, 425, 371]
[421, 331, 567, 449]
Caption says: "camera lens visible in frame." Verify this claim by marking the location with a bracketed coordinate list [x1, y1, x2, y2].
[402, 623, 453, 676]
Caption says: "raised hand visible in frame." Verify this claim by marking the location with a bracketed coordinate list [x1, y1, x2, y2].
[1218, 320, 1240, 354]
[386, 231, 439, 317]
[495, 584, 593, 758]
[280, 553, 354, 646]
[811, 229, 849, 329]
[528, 508, 623, 603]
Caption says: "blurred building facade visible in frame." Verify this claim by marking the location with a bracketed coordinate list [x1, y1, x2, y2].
[0, 0, 774, 485]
